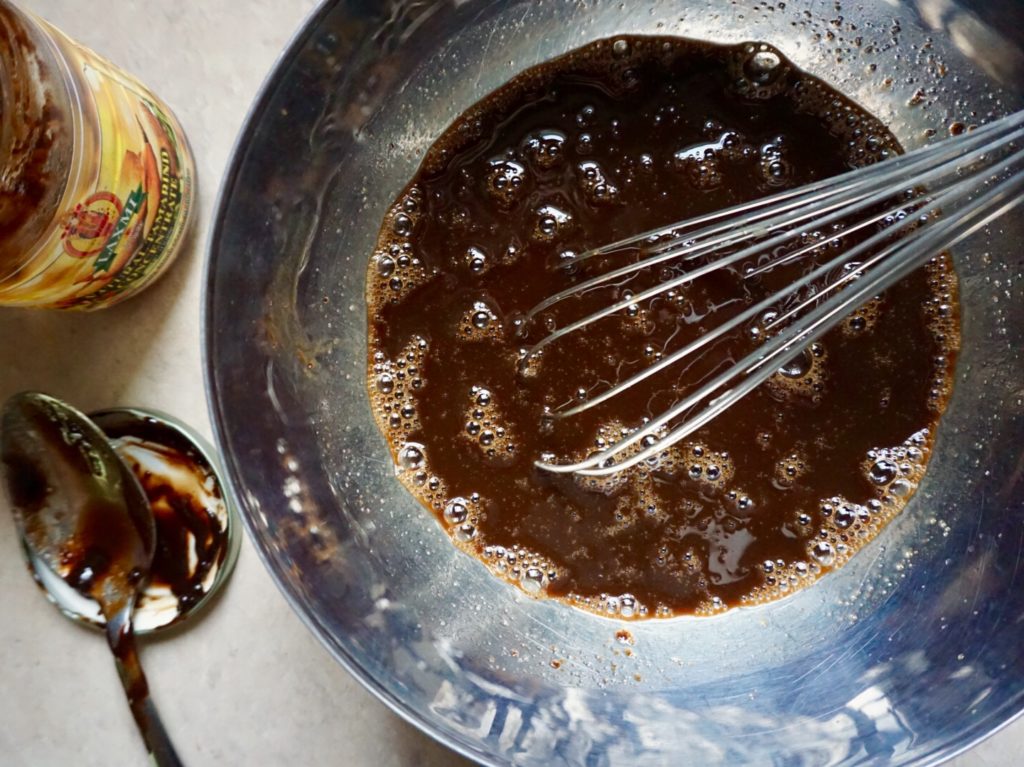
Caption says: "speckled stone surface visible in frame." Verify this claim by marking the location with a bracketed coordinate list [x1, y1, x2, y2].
[0, 2, 1019, 765]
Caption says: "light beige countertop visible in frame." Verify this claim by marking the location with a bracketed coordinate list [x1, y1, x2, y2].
[0, 2, 1018, 765]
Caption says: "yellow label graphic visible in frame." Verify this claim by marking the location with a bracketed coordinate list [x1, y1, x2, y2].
[0, 19, 193, 310]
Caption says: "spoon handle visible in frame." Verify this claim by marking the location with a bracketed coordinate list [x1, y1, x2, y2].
[106, 607, 184, 767]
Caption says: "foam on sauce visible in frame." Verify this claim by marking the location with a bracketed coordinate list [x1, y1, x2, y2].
[365, 37, 960, 618]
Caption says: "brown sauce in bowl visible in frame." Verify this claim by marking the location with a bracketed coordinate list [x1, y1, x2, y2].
[365, 37, 959, 618]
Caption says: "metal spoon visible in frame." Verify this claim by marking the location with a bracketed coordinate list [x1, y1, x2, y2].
[1, 392, 184, 767]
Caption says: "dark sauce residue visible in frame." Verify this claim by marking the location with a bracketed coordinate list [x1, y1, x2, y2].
[63, 481, 149, 600]
[366, 37, 960, 617]
[0, 6, 71, 275]
[0, 397, 151, 605]
[96, 413, 231, 614]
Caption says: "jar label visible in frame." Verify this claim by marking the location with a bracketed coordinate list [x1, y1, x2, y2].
[0, 18, 193, 310]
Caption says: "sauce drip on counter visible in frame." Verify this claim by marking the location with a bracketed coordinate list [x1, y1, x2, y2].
[365, 37, 960, 617]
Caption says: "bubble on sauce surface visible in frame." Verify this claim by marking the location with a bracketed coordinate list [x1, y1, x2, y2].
[577, 160, 621, 206]
[522, 130, 567, 170]
[459, 299, 504, 341]
[860, 437, 929, 497]
[461, 386, 520, 465]
[810, 540, 836, 566]
[671, 135, 732, 190]
[843, 296, 884, 335]
[757, 137, 793, 187]
[485, 158, 530, 209]
[730, 43, 792, 99]
[483, 543, 562, 597]
[466, 246, 489, 274]
[773, 451, 808, 489]
[532, 203, 574, 242]
[397, 443, 425, 471]
[568, 591, 649, 618]
[745, 429, 939, 606]
[368, 336, 429, 441]
[444, 497, 469, 525]
[766, 342, 828, 402]
[366, 227, 431, 306]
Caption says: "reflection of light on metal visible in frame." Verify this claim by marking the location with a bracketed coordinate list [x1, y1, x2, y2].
[904, 649, 930, 676]
[497, 706, 524, 751]
[950, 664, 976, 680]
[847, 685, 915, 746]
[271, 436, 342, 560]
[916, 0, 1024, 84]
[612, 697, 866, 764]
[969, 684, 994, 710]
[429, 679, 499, 738]
[916, 0, 954, 28]
[935, 545, 997, 617]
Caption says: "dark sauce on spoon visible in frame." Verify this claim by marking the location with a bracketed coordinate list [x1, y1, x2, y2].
[1, 398, 151, 604]
[1, 396, 188, 760]
[365, 37, 960, 617]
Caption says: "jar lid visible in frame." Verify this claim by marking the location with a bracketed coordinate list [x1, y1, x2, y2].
[25, 407, 242, 634]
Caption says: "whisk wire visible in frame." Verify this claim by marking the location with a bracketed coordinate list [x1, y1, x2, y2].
[574, 110, 1024, 265]
[558, 184, 949, 418]
[569, 167, 1024, 476]
[524, 114, 1024, 365]
[534, 113, 1024, 476]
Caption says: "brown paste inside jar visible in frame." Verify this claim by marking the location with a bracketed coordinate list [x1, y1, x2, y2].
[0, 6, 71, 276]
[365, 37, 960, 618]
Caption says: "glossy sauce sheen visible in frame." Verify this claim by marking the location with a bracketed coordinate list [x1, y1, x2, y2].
[100, 416, 230, 612]
[366, 37, 960, 617]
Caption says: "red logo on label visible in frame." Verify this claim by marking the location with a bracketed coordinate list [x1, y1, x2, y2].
[61, 192, 123, 258]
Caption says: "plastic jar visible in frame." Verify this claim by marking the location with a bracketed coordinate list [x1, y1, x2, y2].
[0, 1, 194, 310]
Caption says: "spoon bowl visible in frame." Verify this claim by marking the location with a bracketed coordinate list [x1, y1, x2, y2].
[1, 392, 182, 767]
[2, 393, 154, 612]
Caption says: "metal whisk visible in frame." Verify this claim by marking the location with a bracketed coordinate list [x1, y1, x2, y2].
[527, 109, 1024, 477]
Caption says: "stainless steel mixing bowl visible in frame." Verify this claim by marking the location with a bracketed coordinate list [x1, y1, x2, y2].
[204, 1, 1024, 764]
